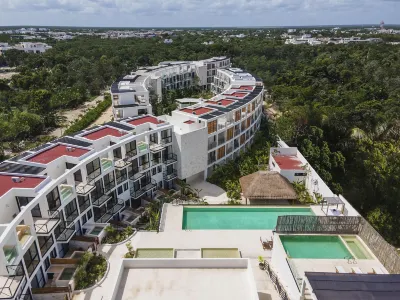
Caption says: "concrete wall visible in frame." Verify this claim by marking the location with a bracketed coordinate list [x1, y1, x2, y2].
[123, 258, 249, 269]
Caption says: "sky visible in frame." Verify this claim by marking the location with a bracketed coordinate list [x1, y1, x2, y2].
[0, 0, 399, 27]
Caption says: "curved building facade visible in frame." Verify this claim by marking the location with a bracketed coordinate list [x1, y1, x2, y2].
[0, 58, 263, 299]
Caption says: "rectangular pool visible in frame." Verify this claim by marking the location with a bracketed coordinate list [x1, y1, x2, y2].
[342, 236, 372, 259]
[182, 207, 314, 230]
[135, 248, 174, 258]
[280, 235, 352, 259]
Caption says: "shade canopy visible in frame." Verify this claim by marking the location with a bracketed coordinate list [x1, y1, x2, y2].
[239, 171, 297, 200]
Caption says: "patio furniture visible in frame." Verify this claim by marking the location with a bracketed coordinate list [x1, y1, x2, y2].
[335, 266, 346, 273]
[351, 267, 363, 274]
[321, 196, 345, 216]
[260, 237, 273, 250]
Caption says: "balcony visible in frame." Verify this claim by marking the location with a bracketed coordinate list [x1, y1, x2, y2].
[92, 194, 112, 207]
[0, 264, 25, 299]
[103, 180, 116, 194]
[78, 199, 91, 213]
[34, 211, 61, 235]
[87, 169, 101, 182]
[235, 129, 240, 136]
[208, 141, 217, 150]
[76, 180, 95, 195]
[208, 157, 216, 165]
[101, 158, 113, 171]
[114, 158, 129, 169]
[108, 202, 124, 215]
[151, 157, 162, 166]
[16, 225, 32, 247]
[3, 245, 18, 265]
[138, 162, 150, 172]
[130, 179, 157, 199]
[217, 123, 225, 131]
[65, 211, 79, 228]
[163, 169, 178, 181]
[234, 141, 239, 149]
[149, 142, 165, 153]
[125, 149, 137, 161]
[59, 184, 74, 203]
[218, 137, 226, 145]
[129, 167, 145, 181]
[55, 227, 75, 243]
[116, 174, 128, 186]
[226, 147, 233, 155]
[163, 153, 177, 165]
[161, 136, 172, 144]
[95, 213, 112, 223]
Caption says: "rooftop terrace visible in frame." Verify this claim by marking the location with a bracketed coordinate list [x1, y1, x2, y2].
[181, 107, 213, 116]
[0, 174, 46, 197]
[223, 92, 248, 98]
[205, 99, 235, 107]
[127, 115, 164, 126]
[82, 127, 129, 140]
[26, 144, 90, 164]
[272, 154, 303, 170]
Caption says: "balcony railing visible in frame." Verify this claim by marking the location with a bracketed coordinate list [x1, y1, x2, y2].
[59, 184, 74, 203]
[87, 169, 101, 183]
[151, 157, 162, 166]
[34, 211, 61, 235]
[129, 167, 145, 181]
[95, 213, 112, 223]
[208, 157, 216, 165]
[234, 141, 239, 149]
[234, 129, 240, 136]
[116, 174, 128, 186]
[16, 225, 32, 247]
[218, 137, 225, 145]
[138, 162, 150, 172]
[103, 181, 116, 194]
[0, 264, 25, 298]
[76, 180, 95, 195]
[3, 245, 18, 265]
[125, 149, 137, 161]
[163, 169, 178, 181]
[208, 141, 217, 150]
[65, 211, 79, 227]
[101, 158, 113, 171]
[114, 158, 129, 169]
[79, 200, 91, 213]
[108, 203, 124, 215]
[55, 228, 75, 243]
[92, 194, 112, 207]
[161, 136, 172, 144]
[163, 153, 177, 165]
[226, 147, 233, 154]
[149, 142, 165, 153]
[130, 179, 157, 199]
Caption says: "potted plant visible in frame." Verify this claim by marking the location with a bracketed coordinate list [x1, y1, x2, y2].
[258, 256, 265, 270]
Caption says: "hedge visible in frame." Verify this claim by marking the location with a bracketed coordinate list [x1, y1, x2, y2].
[64, 94, 111, 135]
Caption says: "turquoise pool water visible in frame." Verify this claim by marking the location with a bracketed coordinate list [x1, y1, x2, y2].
[280, 235, 352, 259]
[182, 207, 314, 230]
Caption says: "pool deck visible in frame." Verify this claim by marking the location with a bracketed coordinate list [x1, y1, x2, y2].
[73, 204, 280, 300]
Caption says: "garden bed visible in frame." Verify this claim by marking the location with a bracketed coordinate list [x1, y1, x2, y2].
[101, 225, 134, 244]
[74, 252, 107, 290]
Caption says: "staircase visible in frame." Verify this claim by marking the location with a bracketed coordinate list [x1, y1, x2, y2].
[303, 287, 313, 300]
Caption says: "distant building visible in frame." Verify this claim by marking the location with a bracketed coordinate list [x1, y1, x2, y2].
[13, 42, 52, 53]
[164, 39, 173, 44]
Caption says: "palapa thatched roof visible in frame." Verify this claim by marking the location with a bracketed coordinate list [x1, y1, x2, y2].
[239, 171, 297, 200]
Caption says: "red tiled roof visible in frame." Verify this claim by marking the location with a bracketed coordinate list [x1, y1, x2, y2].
[27, 145, 90, 164]
[83, 127, 128, 140]
[181, 107, 213, 115]
[128, 116, 164, 126]
[224, 92, 247, 98]
[184, 120, 195, 124]
[0, 174, 46, 197]
[206, 99, 234, 107]
[273, 155, 303, 170]
[232, 86, 254, 91]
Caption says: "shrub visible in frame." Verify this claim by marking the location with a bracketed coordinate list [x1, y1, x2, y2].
[102, 225, 134, 244]
[74, 252, 107, 290]
[124, 242, 135, 258]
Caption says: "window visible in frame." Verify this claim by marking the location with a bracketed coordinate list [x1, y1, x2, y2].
[31, 266, 45, 288]
[227, 128, 234, 141]
[123, 183, 129, 191]
[66, 162, 76, 170]
[86, 158, 101, 180]
[207, 120, 217, 134]
[152, 168, 156, 175]
[74, 169, 82, 183]
[161, 129, 172, 144]
[115, 168, 127, 185]
[78, 195, 90, 213]
[157, 165, 162, 173]
[87, 210, 93, 220]
[46, 188, 61, 213]
[138, 109, 147, 115]
[246, 117, 251, 128]
[90, 179, 104, 201]
[217, 146, 225, 160]
[149, 133, 158, 144]
[103, 172, 115, 193]
[81, 214, 87, 225]
[294, 173, 307, 176]
[64, 199, 78, 223]
[235, 110, 241, 121]
[252, 102, 255, 111]
[38, 235, 54, 256]
[23, 242, 40, 277]
[113, 147, 122, 159]
[44, 257, 51, 271]
[16, 197, 42, 218]
[125, 141, 137, 157]
[117, 186, 123, 195]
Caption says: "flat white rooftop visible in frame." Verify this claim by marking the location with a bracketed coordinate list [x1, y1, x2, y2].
[116, 267, 254, 300]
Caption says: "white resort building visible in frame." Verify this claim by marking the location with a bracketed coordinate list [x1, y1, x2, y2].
[0, 57, 399, 300]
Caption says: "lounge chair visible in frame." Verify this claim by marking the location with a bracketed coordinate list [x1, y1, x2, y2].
[372, 267, 384, 274]
[260, 237, 273, 250]
[351, 267, 363, 274]
[335, 266, 346, 273]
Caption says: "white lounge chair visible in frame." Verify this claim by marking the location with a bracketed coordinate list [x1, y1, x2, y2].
[352, 267, 363, 274]
[335, 266, 346, 273]
[372, 267, 384, 274]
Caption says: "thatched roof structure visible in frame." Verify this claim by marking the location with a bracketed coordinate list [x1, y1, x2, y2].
[239, 171, 297, 200]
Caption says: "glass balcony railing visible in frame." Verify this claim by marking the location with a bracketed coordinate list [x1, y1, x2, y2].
[208, 141, 217, 150]
[163, 153, 177, 165]
[55, 227, 75, 242]
[129, 167, 145, 181]
[163, 169, 178, 181]
[130, 179, 157, 199]
[161, 136, 172, 144]
[208, 157, 216, 165]
[152, 157, 162, 166]
[3, 245, 18, 265]
[138, 162, 150, 172]
[101, 158, 113, 171]
[95, 213, 112, 223]
[59, 184, 74, 203]
[16, 225, 32, 247]
[92, 194, 112, 207]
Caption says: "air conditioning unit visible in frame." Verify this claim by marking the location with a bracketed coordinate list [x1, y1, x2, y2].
[66, 147, 75, 152]
[11, 177, 21, 183]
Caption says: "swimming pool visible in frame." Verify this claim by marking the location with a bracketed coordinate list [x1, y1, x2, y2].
[280, 235, 352, 259]
[135, 248, 174, 258]
[182, 207, 314, 230]
[342, 236, 372, 259]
